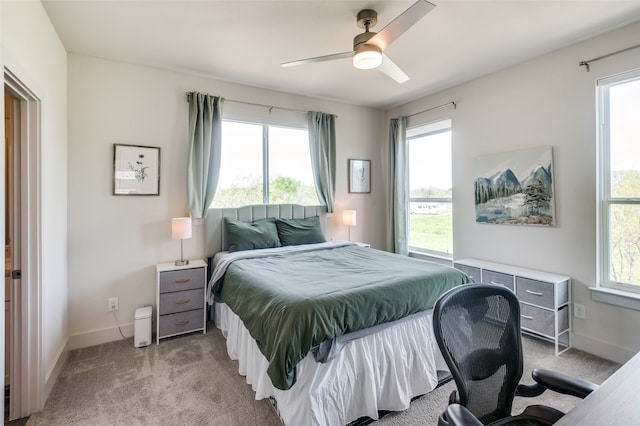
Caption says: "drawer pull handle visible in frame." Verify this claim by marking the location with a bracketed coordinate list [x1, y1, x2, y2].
[175, 278, 191, 283]
[175, 320, 190, 326]
[526, 289, 543, 296]
[175, 299, 190, 305]
[521, 315, 534, 320]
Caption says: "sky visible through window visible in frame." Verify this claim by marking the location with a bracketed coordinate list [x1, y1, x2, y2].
[217, 121, 262, 190]
[268, 126, 315, 185]
[610, 78, 640, 174]
[409, 131, 452, 193]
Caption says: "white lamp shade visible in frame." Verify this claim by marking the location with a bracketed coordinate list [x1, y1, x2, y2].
[353, 44, 382, 70]
[171, 217, 192, 240]
[342, 210, 357, 227]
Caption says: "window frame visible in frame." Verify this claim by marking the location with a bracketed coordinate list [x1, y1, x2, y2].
[406, 119, 453, 258]
[597, 68, 640, 294]
[212, 118, 317, 207]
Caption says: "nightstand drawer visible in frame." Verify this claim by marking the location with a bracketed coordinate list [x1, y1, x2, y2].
[483, 270, 514, 292]
[516, 277, 555, 309]
[159, 267, 204, 293]
[520, 303, 569, 337]
[159, 309, 204, 337]
[160, 288, 204, 315]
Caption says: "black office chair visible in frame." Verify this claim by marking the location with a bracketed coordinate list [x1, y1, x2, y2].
[433, 284, 598, 426]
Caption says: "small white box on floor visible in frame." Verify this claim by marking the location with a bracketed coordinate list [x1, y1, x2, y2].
[134, 306, 152, 348]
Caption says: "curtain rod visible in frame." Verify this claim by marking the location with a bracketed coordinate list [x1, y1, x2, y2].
[400, 101, 457, 119]
[186, 92, 337, 117]
[579, 43, 640, 72]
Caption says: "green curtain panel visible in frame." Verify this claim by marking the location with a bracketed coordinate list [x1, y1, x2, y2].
[389, 117, 408, 255]
[187, 92, 224, 219]
[308, 111, 336, 213]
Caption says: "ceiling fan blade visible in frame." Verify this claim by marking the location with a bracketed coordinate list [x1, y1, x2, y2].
[368, 0, 436, 51]
[281, 51, 354, 67]
[378, 54, 410, 83]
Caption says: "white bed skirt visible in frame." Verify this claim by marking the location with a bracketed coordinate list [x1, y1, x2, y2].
[214, 302, 448, 426]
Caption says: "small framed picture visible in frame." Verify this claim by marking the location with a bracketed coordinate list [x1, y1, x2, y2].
[113, 144, 160, 195]
[348, 159, 371, 193]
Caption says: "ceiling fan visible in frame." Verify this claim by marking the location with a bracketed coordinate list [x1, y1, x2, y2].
[281, 0, 436, 83]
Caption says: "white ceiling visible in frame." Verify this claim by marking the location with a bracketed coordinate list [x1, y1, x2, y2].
[42, 0, 640, 109]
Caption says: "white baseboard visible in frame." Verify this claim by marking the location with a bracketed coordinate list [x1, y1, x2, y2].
[68, 322, 135, 350]
[44, 339, 69, 403]
[571, 332, 636, 364]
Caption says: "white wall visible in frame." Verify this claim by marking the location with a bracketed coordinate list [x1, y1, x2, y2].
[66, 55, 384, 347]
[1, 0, 69, 404]
[386, 20, 640, 363]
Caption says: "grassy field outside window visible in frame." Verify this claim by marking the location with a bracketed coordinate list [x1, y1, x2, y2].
[409, 210, 453, 255]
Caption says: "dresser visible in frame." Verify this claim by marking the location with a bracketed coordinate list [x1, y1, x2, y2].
[453, 258, 571, 355]
[156, 259, 207, 344]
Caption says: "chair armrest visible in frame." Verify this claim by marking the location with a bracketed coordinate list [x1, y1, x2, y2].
[532, 368, 599, 399]
[515, 381, 546, 397]
[445, 404, 484, 426]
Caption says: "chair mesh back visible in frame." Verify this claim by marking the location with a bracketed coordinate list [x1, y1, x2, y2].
[434, 284, 523, 425]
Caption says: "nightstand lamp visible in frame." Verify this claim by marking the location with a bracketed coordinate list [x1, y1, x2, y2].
[342, 210, 357, 242]
[171, 217, 192, 266]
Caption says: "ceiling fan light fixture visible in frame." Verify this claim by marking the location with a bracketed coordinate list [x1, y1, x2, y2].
[281, 2, 436, 82]
[353, 44, 382, 70]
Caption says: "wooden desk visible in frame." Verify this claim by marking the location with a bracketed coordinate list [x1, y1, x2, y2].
[554, 351, 639, 425]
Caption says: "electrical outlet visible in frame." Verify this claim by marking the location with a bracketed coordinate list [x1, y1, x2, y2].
[108, 297, 119, 312]
[574, 303, 586, 320]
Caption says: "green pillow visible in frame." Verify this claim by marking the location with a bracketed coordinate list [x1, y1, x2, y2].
[275, 216, 326, 246]
[224, 217, 281, 252]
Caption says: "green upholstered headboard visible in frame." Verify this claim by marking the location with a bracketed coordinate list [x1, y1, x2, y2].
[204, 204, 327, 257]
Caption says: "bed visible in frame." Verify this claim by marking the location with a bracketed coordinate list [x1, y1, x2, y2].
[205, 204, 471, 425]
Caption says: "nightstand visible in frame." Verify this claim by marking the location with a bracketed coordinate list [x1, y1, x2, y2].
[156, 259, 207, 344]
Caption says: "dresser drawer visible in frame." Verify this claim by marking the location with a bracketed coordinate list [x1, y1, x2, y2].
[454, 263, 481, 283]
[160, 288, 204, 315]
[158, 309, 204, 338]
[159, 267, 204, 293]
[483, 270, 515, 292]
[516, 277, 555, 309]
[520, 303, 569, 337]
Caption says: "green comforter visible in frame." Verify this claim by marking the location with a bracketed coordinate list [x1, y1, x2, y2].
[212, 243, 471, 390]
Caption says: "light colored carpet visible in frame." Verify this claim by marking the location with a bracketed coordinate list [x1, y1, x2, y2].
[28, 328, 280, 426]
[27, 327, 619, 426]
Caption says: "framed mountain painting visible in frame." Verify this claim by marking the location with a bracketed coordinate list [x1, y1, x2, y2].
[474, 146, 555, 226]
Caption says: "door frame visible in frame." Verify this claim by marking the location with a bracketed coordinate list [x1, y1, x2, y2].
[4, 68, 43, 420]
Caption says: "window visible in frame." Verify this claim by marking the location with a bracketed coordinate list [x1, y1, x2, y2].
[212, 120, 319, 207]
[597, 69, 640, 293]
[407, 119, 453, 257]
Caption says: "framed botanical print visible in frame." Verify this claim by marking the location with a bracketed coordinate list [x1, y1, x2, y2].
[348, 159, 371, 193]
[113, 144, 160, 195]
